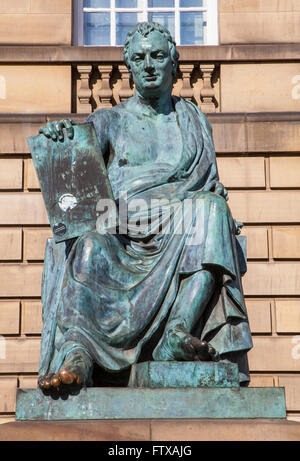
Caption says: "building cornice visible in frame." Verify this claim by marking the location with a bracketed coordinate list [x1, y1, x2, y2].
[0, 44, 300, 63]
[1, 112, 300, 124]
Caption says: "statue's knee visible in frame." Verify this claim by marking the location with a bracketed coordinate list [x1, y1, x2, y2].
[73, 232, 105, 276]
[198, 269, 216, 289]
[195, 191, 228, 211]
[187, 269, 215, 292]
[207, 192, 229, 214]
[77, 232, 105, 255]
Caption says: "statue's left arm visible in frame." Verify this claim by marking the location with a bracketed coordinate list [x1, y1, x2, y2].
[185, 99, 228, 201]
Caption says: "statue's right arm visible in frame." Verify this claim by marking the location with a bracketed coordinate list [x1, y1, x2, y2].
[39, 111, 112, 163]
[38, 119, 77, 141]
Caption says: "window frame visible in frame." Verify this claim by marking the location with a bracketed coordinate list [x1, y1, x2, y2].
[73, 0, 219, 47]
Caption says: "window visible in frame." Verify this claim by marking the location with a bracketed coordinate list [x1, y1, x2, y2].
[74, 0, 219, 46]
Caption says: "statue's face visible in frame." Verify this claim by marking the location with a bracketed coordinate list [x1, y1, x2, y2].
[128, 31, 173, 98]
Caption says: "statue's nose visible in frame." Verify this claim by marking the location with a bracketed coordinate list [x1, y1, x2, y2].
[144, 55, 154, 72]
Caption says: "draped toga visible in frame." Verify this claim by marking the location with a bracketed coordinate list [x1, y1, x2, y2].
[38, 97, 253, 385]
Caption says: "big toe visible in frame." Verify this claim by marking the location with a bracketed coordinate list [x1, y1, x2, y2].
[59, 369, 81, 385]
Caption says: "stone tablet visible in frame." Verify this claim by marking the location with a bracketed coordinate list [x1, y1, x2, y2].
[28, 122, 114, 242]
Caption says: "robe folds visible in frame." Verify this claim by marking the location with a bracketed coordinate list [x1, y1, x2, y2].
[39, 97, 253, 385]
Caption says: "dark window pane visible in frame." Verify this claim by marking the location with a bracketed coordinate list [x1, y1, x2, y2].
[84, 12, 110, 45]
[180, 11, 204, 45]
[148, 0, 174, 6]
[116, 0, 137, 7]
[148, 12, 174, 39]
[180, 0, 203, 6]
[116, 13, 138, 46]
[84, 0, 110, 7]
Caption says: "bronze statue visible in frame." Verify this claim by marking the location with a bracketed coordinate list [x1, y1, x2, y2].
[36, 22, 252, 391]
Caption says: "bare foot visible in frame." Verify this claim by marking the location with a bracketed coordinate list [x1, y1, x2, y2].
[153, 324, 220, 362]
[38, 370, 82, 389]
[38, 349, 92, 390]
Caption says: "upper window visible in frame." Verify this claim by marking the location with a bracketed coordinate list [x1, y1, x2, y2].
[74, 0, 219, 46]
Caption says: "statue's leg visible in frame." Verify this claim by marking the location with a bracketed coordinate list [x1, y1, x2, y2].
[153, 269, 219, 362]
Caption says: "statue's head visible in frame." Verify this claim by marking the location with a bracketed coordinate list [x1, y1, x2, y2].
[124, 22, 179, 98]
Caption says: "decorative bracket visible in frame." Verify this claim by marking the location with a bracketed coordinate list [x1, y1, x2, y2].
[76, 65, 92, 113]
[118, 65, 133, 102]
[97, 65, 113, 108]
[179, 64, 195, 101]
[200, 63, 216, 113]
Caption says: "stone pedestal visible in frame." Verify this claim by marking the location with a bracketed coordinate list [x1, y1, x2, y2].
[4, 360, 294, 441]
[128, 361, 240, 388]
[16, 386, 286, 421]
[15, 362, 287, 424]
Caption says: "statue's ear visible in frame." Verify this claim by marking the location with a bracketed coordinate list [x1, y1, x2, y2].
[169, 43, 179, 80]
[172, 62, 178, 80]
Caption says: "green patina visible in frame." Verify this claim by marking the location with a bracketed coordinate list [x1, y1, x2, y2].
[25, 23, 257, 419]
[16, 387, 286, 420]
[128, 361, 240, 388]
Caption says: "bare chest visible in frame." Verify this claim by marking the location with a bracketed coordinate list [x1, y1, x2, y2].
[112, 114, 183, 168]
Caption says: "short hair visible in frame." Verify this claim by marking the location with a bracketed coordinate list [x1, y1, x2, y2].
[123, 22, 179, 78]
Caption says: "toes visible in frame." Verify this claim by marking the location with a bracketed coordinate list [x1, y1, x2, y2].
[58, 369, 74, 384]
[75, 374, 82, 385]
[192, 339, 209, 357]
[208, 344, 220, 362]
[193, 340, 214, 361]
[43, 376, 52, 389]
[38, 370, 82, 389]
[58, 369, 81, 385]
[191, 338, 208, 351]
[163, 326, 220, 363]
[38, 370, 82, 392]
[51, 374, 61, 388]
[38, 375, 46, 389]
[38, 373, 57, 389]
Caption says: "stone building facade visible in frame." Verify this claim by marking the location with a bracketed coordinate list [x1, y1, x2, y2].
[0, 0, 300, 423]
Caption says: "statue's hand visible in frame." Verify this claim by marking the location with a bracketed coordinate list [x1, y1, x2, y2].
[213, 181, 229, 201]
[202, 180, 229, 201]
[38, 119, 77, 141]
